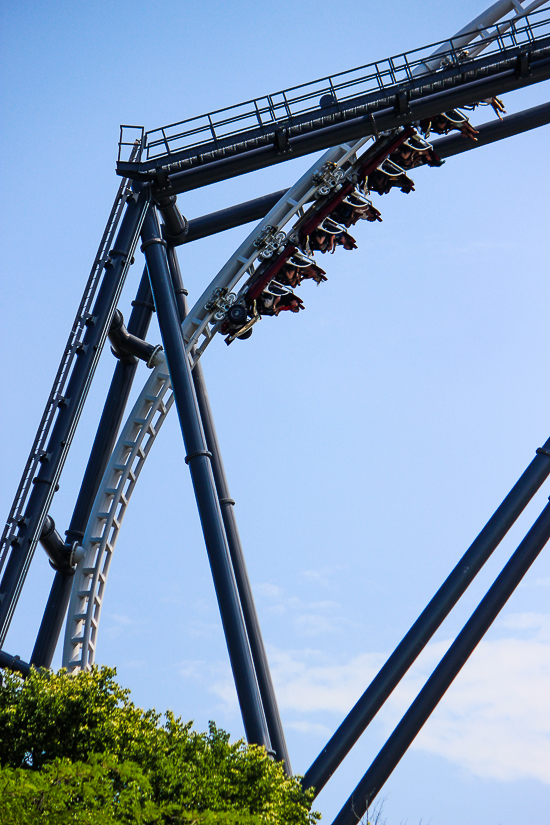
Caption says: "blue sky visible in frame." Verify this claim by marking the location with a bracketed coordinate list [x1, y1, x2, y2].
[1, 1, 550, 823]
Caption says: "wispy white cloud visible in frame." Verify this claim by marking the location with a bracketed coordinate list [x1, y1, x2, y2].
[300, 566, 345, 587]
[202, 612, 550, 785]
[103, 612, 140, 640]
[294, 613, 344, 637]
[410, 633, 550, 782]
[105, 612, 136, 626]
[268, 613, 550, 784]
[269, 647, 386, 714]
[178, 659, 207, 679]
[255, 582, 283, 598]
[500, 612, 550, 639]
[187, 583, 550, 786]
[186, 620, 221, 639]
[286, 720, 332, 737]
[254, 582, 356, 637]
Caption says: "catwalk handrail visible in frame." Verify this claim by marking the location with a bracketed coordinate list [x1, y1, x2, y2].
[118, 4, 550, 170]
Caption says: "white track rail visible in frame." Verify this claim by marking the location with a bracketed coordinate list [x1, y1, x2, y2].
[62, 0, 535, 671]
[63, 357, 173, 671]
[413, 0, 548, 73]
[182, 139, 371, 364]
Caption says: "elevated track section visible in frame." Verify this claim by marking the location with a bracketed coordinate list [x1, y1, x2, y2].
[117, 4, 550, 193]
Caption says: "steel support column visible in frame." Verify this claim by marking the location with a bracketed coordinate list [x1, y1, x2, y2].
[166, 244, 291, 772]
[141, 206, 270, 749]
[30, 268, 156, 668]
[0, 187, 150, 644]
[332, 500, 550, 825]
[30, 572, 74, 668]
[184, 190, 290, 244]
[303, 438, 550, 794]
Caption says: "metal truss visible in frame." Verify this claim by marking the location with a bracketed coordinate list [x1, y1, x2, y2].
[117, 3, 550, 190]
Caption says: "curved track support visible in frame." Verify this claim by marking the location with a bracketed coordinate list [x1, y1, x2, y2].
[181, 138, 371, 361]
[63, 358, 172, 671]
[61, 0, 550, 723]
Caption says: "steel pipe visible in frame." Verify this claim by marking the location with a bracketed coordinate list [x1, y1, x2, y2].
[31, 269, 156, 668]
[303, 438, 550, 794]
[331, 499, 550, 825]
[39, 516, 71, 571]
[0, 649, 31, 677]
[141, 206, 270, 749]
[165, 244, 291, 771]
[108, 308, 159, 364]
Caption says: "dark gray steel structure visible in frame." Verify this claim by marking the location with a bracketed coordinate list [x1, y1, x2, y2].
[2, 3, 550, 819]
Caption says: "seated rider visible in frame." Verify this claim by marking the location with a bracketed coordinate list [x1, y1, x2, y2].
[307, 217, 358, 254]
[255, 282, 305, 316]
[463, 96, 506, 121]
[277, 252, 327, 288]
[487, 96, 506, 120]
[419, 110, 478, 140]
[367, 159, 415, 196]
[390, 134, 443, 170]
[330, 191, 383, 227]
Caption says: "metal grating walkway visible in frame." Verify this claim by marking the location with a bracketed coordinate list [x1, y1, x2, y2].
[118, 7, 550, 176]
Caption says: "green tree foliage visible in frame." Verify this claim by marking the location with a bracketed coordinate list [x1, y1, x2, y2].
[0, 666, 319, 825]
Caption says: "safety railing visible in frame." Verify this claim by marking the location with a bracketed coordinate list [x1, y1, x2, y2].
[117, 126, 144, 163]
[117, 7, 550, 164]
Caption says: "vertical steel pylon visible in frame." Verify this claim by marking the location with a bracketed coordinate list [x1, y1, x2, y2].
[140, 204, 271, 750]
[165, 239, 292, 772]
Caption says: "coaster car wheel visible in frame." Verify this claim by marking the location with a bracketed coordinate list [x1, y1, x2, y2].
[227, 303, 248, 327]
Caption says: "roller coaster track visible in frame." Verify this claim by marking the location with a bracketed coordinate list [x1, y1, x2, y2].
[182, 138, 372, 362]
[117, 3, 550, 186]
[63, 357, 172, 670]
[62, 136, 367, 669]
[62, 2, 550, 671]
[59, 119, 537, 669]
[65, 120, 435, 669]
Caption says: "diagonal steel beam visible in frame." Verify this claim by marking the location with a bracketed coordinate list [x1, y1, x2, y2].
[302, 437, 550, 796]
[179, 102, 550, 244]
[331, 499, 550, 825]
